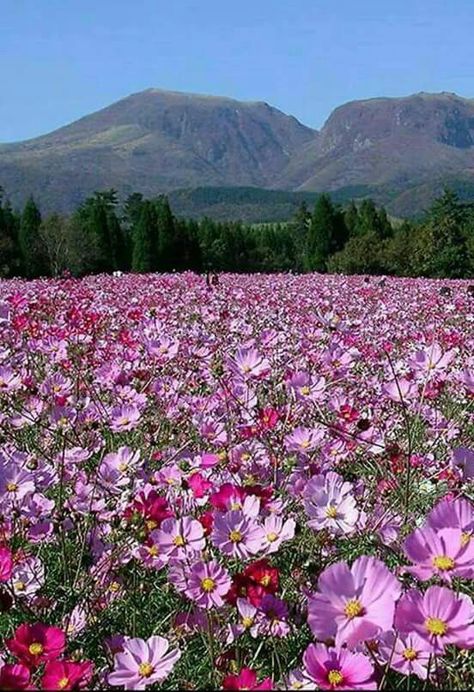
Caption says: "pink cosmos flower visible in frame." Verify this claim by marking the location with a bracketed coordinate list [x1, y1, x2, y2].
[382, 377, 417, 403]
[41, 660, 94, 690]
[211, 510, 265, 559]
[427, 496, 474, 537]
[222, 667, 273, 690]
[108, 635, 181, 690]
[0, 545, 13, 582]
[11, 556, 45, 597]
[258, 594, 291, 638]
[155, 516, 206, 559]
[303, 643, 376, 690]
[304, 472, 359, 536]
[0, 662, 31, 690]
[395, 585, 474, 653]
[261, 515, 295, 554]
[109, 404, 141, 432]
[378, 631, 430, 680]
[285, 427, 323, 454]
[184, 560, 232, 609]
[227, 598, 259, 644]
[231, 347, 270, 379]
[7, 623, 66, 667]
[404, 525, 474, 582]
[307, 556, 401, 647]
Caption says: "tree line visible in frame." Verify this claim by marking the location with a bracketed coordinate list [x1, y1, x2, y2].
[0, 186, 473, 279]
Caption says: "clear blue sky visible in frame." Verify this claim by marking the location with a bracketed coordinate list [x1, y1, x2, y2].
[1, 0, 474, 142]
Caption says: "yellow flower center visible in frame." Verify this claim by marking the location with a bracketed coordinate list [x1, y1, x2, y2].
[327, 669, 344, 686]
[242, 616, 254, 628]
[14, 581, 25, 591]
[147, 545, 159, 557]
[28, 642, 44, 656]
[108, 581, 121, 592]
[241, 453, 251, 461]
[6, 482, 18, 492]
[118, 463, 129, 472]
[432, 555, 455, 571]
[173, 534, 186, 546]
[425, 617, 447, 636]
[260, 575, 271, 587]
[229, 530, 242, 543]
[461, 532, 471, 547]
[267, 532, 278, 543]
[344, 599, 363, 619]
[201, 577, 216, 592]
[146, 519, 158, 530]
[326, 505, 338, 519]
[230, 502, 242, 510]
[300, 440, 310, 449]
[138, 662, 155, 678]
[403, 647, 418, 661]
[300, 386, 311, 396]
[58, 678, 70, 690]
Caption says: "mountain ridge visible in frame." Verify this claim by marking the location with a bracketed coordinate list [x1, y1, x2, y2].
[2, 87, 474, 216]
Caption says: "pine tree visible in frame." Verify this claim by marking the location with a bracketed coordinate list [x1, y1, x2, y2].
[19, 197, 47, 277]
[306, 194, 336, 272]
[132, 201, 156, 273]
[154, 196, 175, 271]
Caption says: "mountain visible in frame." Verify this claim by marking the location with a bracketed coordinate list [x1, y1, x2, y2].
[3, 88, 474, 216]
[0, 89, 315, 213]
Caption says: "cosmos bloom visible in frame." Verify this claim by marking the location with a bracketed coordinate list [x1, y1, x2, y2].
[0, 463, 35, 503]
[211, 510, 265, 559]
[410, 343, 455, 374]
[261, 515, 296, 554]
[41, 660, 94, 690]
[184, 560, 232, 609]
[109, 404, 141, 432]
[231, 347, 270, 379]
[258, 594, 291, 638]
[108, 636, 181, 690]
[426, 496, 474, 536]
[155, 516, 206, 559]
[0, 545, 13, 582]
[227, 598, 259, 644]
[7, 623, 66, 667]
[395, 585, 474, 653]
[10, 556, 45, 597]
[0, 663, 31, 690]
[307, 556, 401, 647]
[285, 427, 323, 454]
[378, 631, 430, 680]
[222, 667, 273, 690]
[303, 643, 376, 690]
[304, 472, 359, 536]
[404, 525, 474, 582]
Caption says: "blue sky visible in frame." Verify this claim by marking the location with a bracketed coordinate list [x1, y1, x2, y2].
[1, 0, 474, 141]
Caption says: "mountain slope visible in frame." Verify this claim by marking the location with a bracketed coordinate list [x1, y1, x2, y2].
[0, 88, 316, 212]
[3, 89, 474, 216]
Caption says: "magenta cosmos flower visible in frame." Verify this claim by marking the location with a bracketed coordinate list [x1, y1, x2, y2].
[108, 636, 181, 690]
[307, 556, 401, 648]
[404, 525, 474, 582]
[303, 643, 376, 690]
[211, 510, 265, 559]
[184, 560, 232, 609]
[0, 546, 13, 582]
[395, 585, 474, 653]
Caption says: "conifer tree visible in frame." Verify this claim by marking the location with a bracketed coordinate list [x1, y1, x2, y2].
[19, 197, 47, 277]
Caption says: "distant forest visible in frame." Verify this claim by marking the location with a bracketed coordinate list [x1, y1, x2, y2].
[0, 186, 473, 279]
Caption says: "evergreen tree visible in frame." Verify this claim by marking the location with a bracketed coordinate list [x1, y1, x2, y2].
[154, 196, 175, 271]
[19, 197, 48, 277]
[0, 188, 21, 277]
[132, 201, 156, 273]
[306, 194, 336, 271]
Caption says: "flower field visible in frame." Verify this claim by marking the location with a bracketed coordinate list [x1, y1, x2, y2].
[0, 271, 473, 690]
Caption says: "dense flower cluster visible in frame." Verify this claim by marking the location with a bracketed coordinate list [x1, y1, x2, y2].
[0, 271, 473, 690]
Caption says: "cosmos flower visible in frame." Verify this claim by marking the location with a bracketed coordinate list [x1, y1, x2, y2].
[108, 636, 181, 690]
[378, 631, 430, 680]
[41, 660, 94, 690]
[7, 623, 66, 667]
[184, 560, 232, 609]
[211, 510, 265, 559]
[307, 556, 401, 647]
[222, 667, 273, 690]
[395, 585, 474, 653]
[404, 525, 474, 582]
[303, 643, 376, 690]
[304, 472, 359, 535]
[0, 545, 13, 582]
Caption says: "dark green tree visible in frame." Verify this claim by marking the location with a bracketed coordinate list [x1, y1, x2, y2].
[19, 197, 48, 277]
[132, 201, 156, 273]
[306, 194, 337, 271]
